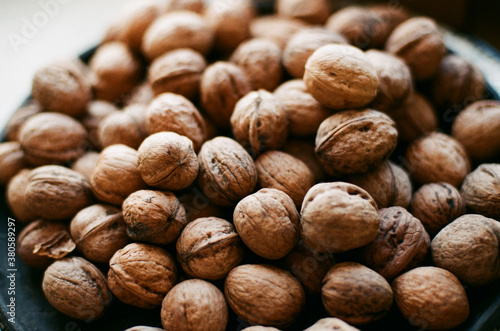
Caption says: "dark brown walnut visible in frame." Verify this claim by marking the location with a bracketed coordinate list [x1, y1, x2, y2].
[71, 151, 100, 182]
[410, 183, 466, 237]
[284, 241, 334, 295]
[460, 164, 500, 218]
[366, 49, 413, 112]
[386, 17, 446, 81]
[70, 204, 129, 264]
[346, 161, 412, 209]
[178, 189, 228, 222]
[5, 101, 41, 142]
[274, 79, 331, 136]
[361, 207, 430, 280]
[276, 0, 331, 24]
[32, 60, 91, 116]
[200, 61, 252, 129]
[98, 109, 147, 150]
[17, 219, 75, 269]
[125, 82, 155, 106]
[137, 132, 199, 190]
[255, 151, 314, 207]
[234, 189, 299, 260]
[250, 15, 306, 49]
[141, 11, 214, 61]
[452, 100, 500, 161]
[91, 144, 147, 205]
[305, 318, 360, 331]
[6, 170, 37, 223]
[301, 182, 379, 253]
[81, 100, 118, 149]
[282, 139, 325, 183]
[231, 90, 288, 156]
[122, 189, 187, 245]
[405, 132, 471, 187]
[43, 257, 111, 320]
[392, 267, 469, 330]
[25, 165, 93, 220]
[124, 327, 165, 331]
[108, 243, 177, 308]
[432, 214, 500, 286]
[322, 262, 393, 325]
[225, 264, 305, 328]
[148, 48, 207, 100]
[176, 217, 244, 280]
[230, 38, 283, 91]
[19, 112, 88, 166]
[304, 44, 379, 110]
[145, 93, 207, 151]
[161, 279, 228, 331]
[315, 109, 398, 176]
[0, 142, 26, 186]
[165, 0, 204, 12]
[197, 137, 257, 206]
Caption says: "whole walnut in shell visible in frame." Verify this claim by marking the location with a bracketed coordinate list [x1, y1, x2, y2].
[0, 142, 26, 186]
[6, 169, 37, 223]
[225, 264, 305, 328]
[71, 151, 100, 182]
[322, 262, 393, 324]
[460, 164, 500, 218]
[81, 100, 118, 149]
[5, 101, 41, 142]
[305, 318, 360, 331]
[249, 15, 306, 50]
[98, 109, 147, 150]
[282, 139, 325, 183]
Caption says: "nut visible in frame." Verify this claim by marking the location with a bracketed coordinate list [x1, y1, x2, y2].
[178, 189, 228, 223]
[98, 109, 146, 149]
[276, 0, 331, 25]
[71, 151, 101, 182]
[282, 139, 325, 183]
[81, 100, 118, 149]
[305, 318, 360, 331]
[5, 101, 41, 142]
[6, 169, 37, 223]
[249, 15, 306, 49]
[0, 142, 26, 186]
[460, 163, 500, 218]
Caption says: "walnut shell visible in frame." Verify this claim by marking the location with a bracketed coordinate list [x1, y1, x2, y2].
[71, 151, 101, 182]
[176, 217, 244, 280]
[225, 264, 305, 328]
[178, 189, 228, 223]
[108, 243, 177, 308]
[300, 182, 379, 253]
[43, 257, 111, 320]
[249, 15, 306, 50]
[322, 262, 393, 324]
[304, 44, 379, 110]
[276, 0, 331, 24]
[460, 164, 500, 218]
[282, 139, 325, 183]
[304, 318, 360, 331]
[6, 169, 37, 223]
[392, 266, 469, 330]
[5, 101, 41, 142]
[98, 109, 146, 149]
[81, 100, 118, 149]
[0, 142, 26, 186]
[161, 279, 228, 331]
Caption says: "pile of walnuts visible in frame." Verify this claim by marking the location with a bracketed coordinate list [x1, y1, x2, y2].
[2, 0, 500, 330]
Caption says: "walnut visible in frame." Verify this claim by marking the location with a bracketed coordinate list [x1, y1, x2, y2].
[17, 219, 75, 269]
[98, 108, 147, 150]
[176, 217, 244, 280]
[276, 0, 331, 25]
[392, 266, 469, 330]
[231, 90, 288, 156]
[178, 189, 228, 223]
[410, 183, 466, 236]
[249, 15, 306, 49]
[282, 139, 325, 183]
[122, 189, 187, 244]
[315, 109, 398, 176]
[19, 112, 88, 166]
[360, 207, 430, 280]
[124, 82, 155, 106]
[141, 11, 214, 61]
[405, 132, 471, 187]
[346, 161, 412, 209]
[230, 38, 283, 91]
[108, 243, 177, 308]
[234, 188, 299, 259]
[5, 101, 41, 142]
[6, 169, 37, 223]
[304, 44, 379, 110]
[43, 257, 111, 320]
[300, 182, 379, 253]
[25, 165, 93, 220]
[197, 137, 257, 206]
[368, 5, 409, 31]
[81, 100, 118, 149]
[0, 142, 26, 186]
[224, 264, 305, 328]
[304, 318, 360, 331]
[386, 17, 446, 81]
[70, 204, 129, 264]
[255, 150, 314, 207]
[460, 164, 500, 218]
[71, 151, 100, 182]
[161, 279, 228, 331]
[322, 262, 393, 324]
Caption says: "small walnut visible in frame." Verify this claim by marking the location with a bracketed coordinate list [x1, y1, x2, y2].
[276, 0, 331, 25]
[197, 137, 257, 206]
[304, 44, 379, 110]
[282, 139, 325, 183]
[386, 17, 446, 81]
[142, 11, 214, 61]
[230, 38, 283, 91]
[19, 112, 88, 166]
[161, 279, 228, 331]
[250, 15, 306, 49]
[0, 142, 26, 186]
[5, 101, 41, 142]
[98, 108, 147, 149]
[17, 219, 75, 269]
[405, 132, 471, 187]
[122, 189, 187, 245]
[108, 243, 177, 308]
[70, 204, 129, 264]
[360, 207, 430, 280]
[71, 151, 100, 182]
[304, 318, 360, 331]
[392, 266, 469, 330]
[6, 169, 37, 223]
[410, 183, 466, 236]
[176, 217, 243, 280]
[225, 264, 305, 328]
[315, 109, 398, 176]
[81, 100, 118, 149]
[234, 188, 299, 259]
[43, 257, 111, 320]
[300, 182, 379, 253]
[255, 150, 314, 207]
[25, 165, 93, 220]
[460, 164, 500, 218]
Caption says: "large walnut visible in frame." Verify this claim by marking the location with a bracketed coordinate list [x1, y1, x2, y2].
[0, 142, 26, 186]
[460, 164, 500, 218]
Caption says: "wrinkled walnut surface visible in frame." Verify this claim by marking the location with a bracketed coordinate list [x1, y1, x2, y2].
[460, 164, 500, 218]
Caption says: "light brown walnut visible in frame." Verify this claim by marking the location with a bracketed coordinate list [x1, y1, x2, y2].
[81, 100, 118, 149]
[6, 169, 37, 223]
[282, 139, 325, 183]
[460, 164, 500, 218]
[0, 142, 26, 186]
[98, 109, 147, 150]
[71, 151, 100, 182]
[5, 101, 41, 142]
